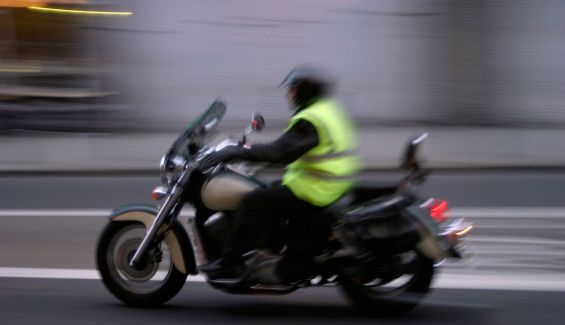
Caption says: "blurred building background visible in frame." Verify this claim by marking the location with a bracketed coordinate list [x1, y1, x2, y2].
[0, 0, 128, 132]
[1, 0, 564, 132]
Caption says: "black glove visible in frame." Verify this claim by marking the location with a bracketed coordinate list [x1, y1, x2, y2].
[199, 146, 243, 171]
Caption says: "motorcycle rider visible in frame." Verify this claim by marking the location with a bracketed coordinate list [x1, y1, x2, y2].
[199, 66, 360, 282]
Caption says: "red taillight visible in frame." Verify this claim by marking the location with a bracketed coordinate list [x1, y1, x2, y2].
[427, 199, 449, 223]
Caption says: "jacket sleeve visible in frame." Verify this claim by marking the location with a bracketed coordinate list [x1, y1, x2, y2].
[230, 119, 319, 164]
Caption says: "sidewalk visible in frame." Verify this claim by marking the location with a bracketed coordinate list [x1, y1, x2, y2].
[1, 127, 565, 173]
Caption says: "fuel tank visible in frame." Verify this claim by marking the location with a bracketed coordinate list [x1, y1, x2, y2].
[201, 170, 262, 211]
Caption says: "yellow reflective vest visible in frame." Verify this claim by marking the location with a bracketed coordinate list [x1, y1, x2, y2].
[282, 99, 360, 207]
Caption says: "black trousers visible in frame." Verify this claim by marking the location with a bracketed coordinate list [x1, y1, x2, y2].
[225, 184, 328, 260]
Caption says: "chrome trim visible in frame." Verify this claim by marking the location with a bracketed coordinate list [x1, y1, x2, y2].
[186, 215, 208, 266]
[419, 198, 435, 208]
[412, 132, 428, 145]
[440, 218, 469, 236]
[171, 156, 187, 172]
[204, 118, 219, 131]
[160, 154, 167, 172]
[434, 258, 447, 267]
[160, 154, 187, 184]
[203, 212, 224, 227]
[152, 186, 170, 200]
[130, 165, 194, 267]
[160, 154, 169, 184]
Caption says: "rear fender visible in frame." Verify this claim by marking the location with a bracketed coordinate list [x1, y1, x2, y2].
[414, 228, 446, 261]
[109, 205, 197, 275]
[404, 205, 449, 261]
[348, 192, 454, 262]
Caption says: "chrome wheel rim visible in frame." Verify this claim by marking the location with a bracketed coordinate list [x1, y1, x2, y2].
[106, 224, 175, 295]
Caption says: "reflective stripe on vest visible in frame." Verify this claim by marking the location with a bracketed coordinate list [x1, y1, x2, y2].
[300, 150, 356, 163]
[301, 167, 358, 181]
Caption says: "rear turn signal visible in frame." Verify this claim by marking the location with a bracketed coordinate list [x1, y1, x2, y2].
[455, 224, 473, 237]
[443, 221, 474, 242]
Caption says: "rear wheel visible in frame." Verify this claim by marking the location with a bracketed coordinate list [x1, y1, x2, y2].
[339, 251, 435, 315]
[96, 221, 187, 306]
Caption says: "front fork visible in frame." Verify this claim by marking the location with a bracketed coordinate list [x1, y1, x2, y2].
[129, 166, 193, 268]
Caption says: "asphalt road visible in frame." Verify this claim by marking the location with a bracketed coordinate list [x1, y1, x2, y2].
[0, 171, 564, 323]
[2, 170, 565, 209]
[2, 279, 565, 325]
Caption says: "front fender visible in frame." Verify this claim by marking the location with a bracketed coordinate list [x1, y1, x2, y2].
[109, 205, 197, 275]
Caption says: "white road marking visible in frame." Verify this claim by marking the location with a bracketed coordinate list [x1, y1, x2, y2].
[467, 236, 565, 246]
[0, 209, 193, 218]
[0, 267, 564, 291]
[0, 208, 563, 291]
[0, 210, 112, 217]
[436, 272, 565, 291]
[0, 267, 205, 282]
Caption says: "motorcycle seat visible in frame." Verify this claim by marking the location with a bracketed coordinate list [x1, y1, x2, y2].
[352, 181, 399, 204]
[318, 193, 355, 218]
[345, 193, 413, 224]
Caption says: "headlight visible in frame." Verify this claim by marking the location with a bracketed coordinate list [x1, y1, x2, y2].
[171, 156, 187, 171]
[160, 154, 188, 184]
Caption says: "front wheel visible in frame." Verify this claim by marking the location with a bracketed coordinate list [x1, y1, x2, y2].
[96, 221, 188, 306]
[339, 251, 435, 315]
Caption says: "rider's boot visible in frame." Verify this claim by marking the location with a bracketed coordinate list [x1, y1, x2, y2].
[200, 250, 247, 281]
[276, 254, 313, 284]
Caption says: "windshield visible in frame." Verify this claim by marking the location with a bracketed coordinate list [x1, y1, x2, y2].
[166, 99, 227, 159]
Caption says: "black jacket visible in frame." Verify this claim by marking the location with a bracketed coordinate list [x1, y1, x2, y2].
[234, 119, 319, 164]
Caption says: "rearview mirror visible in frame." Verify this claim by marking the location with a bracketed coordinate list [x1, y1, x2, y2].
[251, 112, 265, 131]
[242, 112, 266, 144]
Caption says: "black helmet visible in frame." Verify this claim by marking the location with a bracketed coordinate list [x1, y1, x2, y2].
[280, 66, 335, 109]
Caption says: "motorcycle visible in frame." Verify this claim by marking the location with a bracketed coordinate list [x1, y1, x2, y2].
[96, 99, 473, 314]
